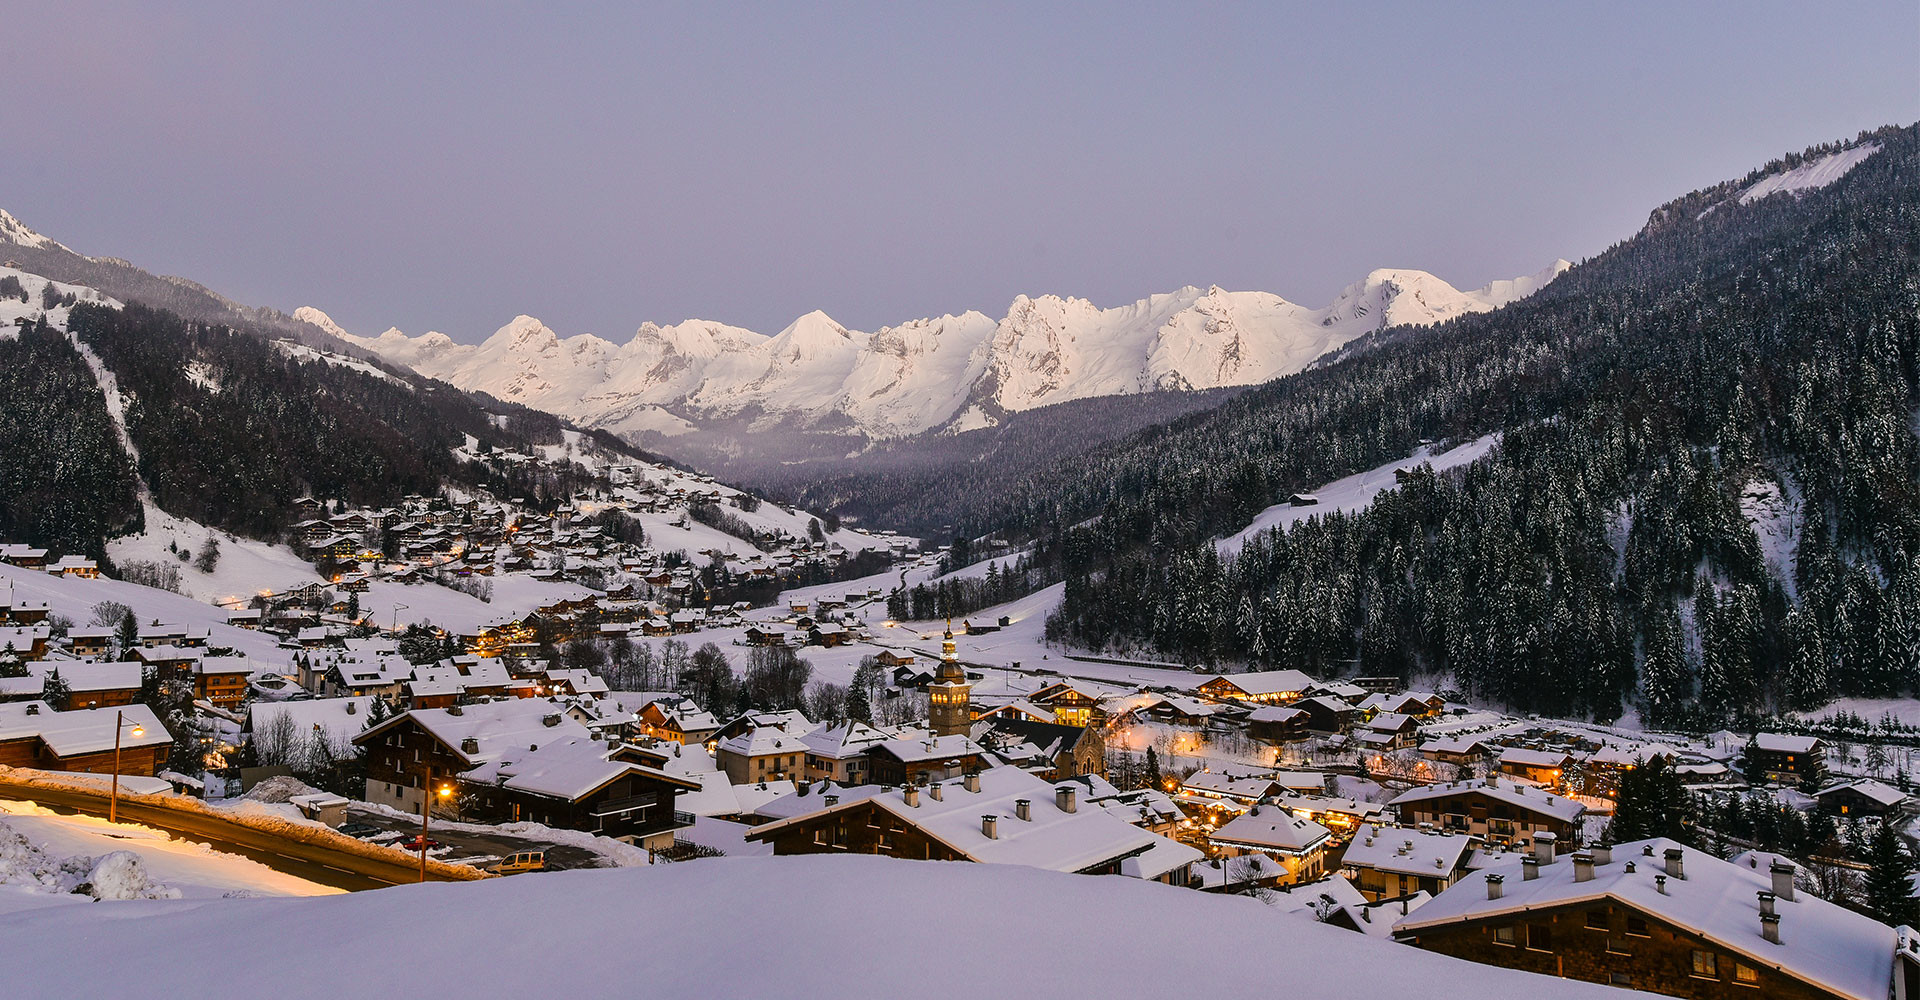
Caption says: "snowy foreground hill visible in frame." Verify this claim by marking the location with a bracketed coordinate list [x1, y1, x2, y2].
[297, 261, 1568, 441]
[0, 855, 1613, 1000]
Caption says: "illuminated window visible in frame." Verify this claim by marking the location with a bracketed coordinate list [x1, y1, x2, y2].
[1734, 963, 1759, 985]
[1691, 951, 1718, 978]
[1493, 925, 1515, 946]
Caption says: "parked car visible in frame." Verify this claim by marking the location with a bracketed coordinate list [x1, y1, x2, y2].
[495, 850, 547, 875]
[400, 835, 441, 851]
[337, 821, 381, 838]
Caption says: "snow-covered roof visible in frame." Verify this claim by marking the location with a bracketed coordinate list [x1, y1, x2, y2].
[249, 696, 376, 746]
[464, 734, 699, 801]
[1389, 776, 1586, 823]
[1813, 778, 1905, 808]
[748, 766, 1159, 873]
[797, 720, 891, 759]
[49, 661, 141, 693]
[357, 698, 588, 766]
[1341, 824, 1475, 877]
[1203, 669, 1313, 697]
[870, 734, 984, 763]
[0, 701, 170, 757]
[1497, 747, 1572, 768]
[1395, 839, 1899, 1000]
[1210, 806, 1332, 856]
[718, 726, 803, 758]
[1753, 733, 1821, 754]
[1120, 833, 1204, 881]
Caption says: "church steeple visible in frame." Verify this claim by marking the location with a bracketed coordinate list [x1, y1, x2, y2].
[928, 618, 971, 737]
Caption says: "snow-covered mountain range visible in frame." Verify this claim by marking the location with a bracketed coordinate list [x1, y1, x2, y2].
[299, 262, 1568, 441]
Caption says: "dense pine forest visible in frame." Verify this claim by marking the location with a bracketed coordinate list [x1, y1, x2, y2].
[1, 300, 650, 560]
[0, 320, 143, 558]
[941, 125, 1916, 726]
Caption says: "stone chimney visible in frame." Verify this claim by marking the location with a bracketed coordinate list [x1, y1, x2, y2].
[929, 782, 943, 801]
[1055, 786, 1077, 813]
[903, 785, 920, 808]
[1757, 890, 1775, 915]
[1761, 911, 1781, 944]
[1591, 844, 1612, 866]
[1655, 874, 1668, 895]
[1486, 873, 1505, 899]
[824, 794, 839, 807]
[1663, 848, 1685, 880]
[1770, 860, 1796, 901]
[981, 815, 998, 839]
[963, 772, 980, 793]
[1015, 798, 1031, 821]
[1572, 851, 1595, 883]
[1522, 856, 1540, 881]
[1533, 832, 1557, 864]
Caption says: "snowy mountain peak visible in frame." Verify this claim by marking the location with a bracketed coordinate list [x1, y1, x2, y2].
[308, 259, 1565, 440]
[0, 208, 69, 252]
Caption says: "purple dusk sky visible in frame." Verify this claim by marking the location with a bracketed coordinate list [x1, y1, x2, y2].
[3, 2, 1914, 340]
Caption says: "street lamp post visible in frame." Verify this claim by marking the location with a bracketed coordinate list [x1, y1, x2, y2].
[109, 710, 147, 825]
[392, 603, 410, 635]
[418, 767, 451, 882]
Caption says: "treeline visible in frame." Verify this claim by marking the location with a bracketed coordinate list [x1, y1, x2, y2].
[0, 320, 142, 557]
[888, 553, 1060, 622]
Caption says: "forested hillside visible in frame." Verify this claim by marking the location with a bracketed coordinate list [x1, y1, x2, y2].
[0, 320, 143, 557]
[961, 125, 1919, 725]
[0, 297, 653, 561]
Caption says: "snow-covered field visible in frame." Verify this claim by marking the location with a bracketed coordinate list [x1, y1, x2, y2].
[0, 563, 286, 661]
[0, 800, 338, 915]
[0, 855, 1616, 1000]
[106, 503, 325, 606]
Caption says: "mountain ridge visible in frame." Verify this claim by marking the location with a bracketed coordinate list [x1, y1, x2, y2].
[299, 259, 1571, 443]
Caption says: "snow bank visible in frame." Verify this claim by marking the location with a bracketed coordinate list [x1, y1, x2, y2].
[0, 855, 1619, 1000]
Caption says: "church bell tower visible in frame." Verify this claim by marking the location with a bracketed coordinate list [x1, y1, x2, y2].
[927, 621, 971, 737]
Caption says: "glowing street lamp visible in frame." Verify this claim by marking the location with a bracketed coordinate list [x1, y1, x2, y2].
[109, 710, 146, 824]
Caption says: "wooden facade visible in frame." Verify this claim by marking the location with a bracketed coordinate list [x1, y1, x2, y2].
[1401, 898, 1850, 1000]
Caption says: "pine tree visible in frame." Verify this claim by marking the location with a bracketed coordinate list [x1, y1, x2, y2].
[1146, 747, 1164, 789]
[116, 609, 139, 659]
[1864, 820, 1916, 926]
[40, 666, 70, 709]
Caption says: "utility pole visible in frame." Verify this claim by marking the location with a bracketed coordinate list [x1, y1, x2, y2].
[419, 765, 431, 883]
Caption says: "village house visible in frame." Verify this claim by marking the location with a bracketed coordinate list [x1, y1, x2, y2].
[637, 697, 721, 746]
[1745, 733, 1826, 788]
[970, 715, 1104, 781]
[1246, 705, 1310, 743]
[47, 555, 99, 578]
[798, 720, 892, 784]
[1296, 694, 1362, 734]
[191, 656, 254, 709]
[1498, 747, 1576, 789]
[1422, 735, 1493, 767]
[0, 626, 52, 662]
[1207, 803, 1333, 885]
[716, 726, 807, 784]
[65, 628, 112, 659]
[1393, 840, 1909, 1000]
[1390, 776, 1586, 853]
[1195, 668, 1314, 706]
[1026, 681, 1104, 727]
[864, 734, 988, 787]
[0, 701, 171, 775]
[1340, 823, 1478, 901]
[1811, 777, 1909, 819]
[457, 735, 701, 850]
[55, 661, 144, 709]
[745, 766, 1181, 879]
[1358, 712, 1422, 751]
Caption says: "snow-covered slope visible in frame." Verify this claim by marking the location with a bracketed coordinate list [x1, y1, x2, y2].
[0, 855, 1616, 1000]
[301, 261, 1568, 441]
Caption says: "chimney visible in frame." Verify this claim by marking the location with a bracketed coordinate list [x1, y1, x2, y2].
[1642, 844, 1655, 857]
[903, 785, 920, 808]
[1015, 798, 1031, 821]
[1769, 860, 1796, 901]
[964, 772, 980, 793]
[1055, 786, 1077, 813]
[1761, 911, 1781, 944]
[1486, 873, 1505, 899]
[1591, 844, 1611, 866]
[1573, 851, 1595, 883]
[929, 782, 943, 801]
[461, 737, 479, 755]
[1655, 874, 1668, 895]
[1624, 861, 1636, 873]
[1533, 832, 1557, 864]
[824, 794, 839, 807]
[1522, 856, 1540, 881]
[1757, 890, 1775, 915]
[981, 815, 998, 839]
[1663, 848, 1685, 880]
